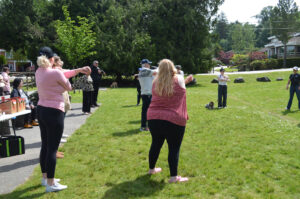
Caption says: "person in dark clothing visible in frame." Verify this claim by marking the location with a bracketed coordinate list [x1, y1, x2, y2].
[286, 66, 300, 110]
[134, 74, 141, 105]
[11, 78, 39, 128]
[73, 71, 94, 115]
[89, 60, 105, 107]
[217, 68, 230, 108]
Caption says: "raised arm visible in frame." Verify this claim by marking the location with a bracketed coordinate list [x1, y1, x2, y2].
[63, 67, 90, 79]
[56, 70, 72, 91]
[185, 75, 194, 85]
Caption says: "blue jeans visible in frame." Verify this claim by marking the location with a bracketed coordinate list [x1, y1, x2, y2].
[141, 95, 152, 128]
[287, 85, 300, 109]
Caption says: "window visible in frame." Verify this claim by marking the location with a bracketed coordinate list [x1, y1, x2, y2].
[287, 46, 295, 53]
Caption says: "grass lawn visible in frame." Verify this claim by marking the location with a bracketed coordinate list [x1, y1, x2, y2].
[2, 71, 300, 198]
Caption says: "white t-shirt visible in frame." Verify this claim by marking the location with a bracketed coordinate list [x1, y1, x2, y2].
[138, 67, 155, 95]
[176, 74, 185, 89]
[218, 74, 228, 86]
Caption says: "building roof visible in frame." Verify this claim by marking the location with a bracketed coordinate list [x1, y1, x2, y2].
[265, 33, 300, 48]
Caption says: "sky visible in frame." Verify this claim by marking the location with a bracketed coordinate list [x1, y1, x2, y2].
[218, 0, 291, 24]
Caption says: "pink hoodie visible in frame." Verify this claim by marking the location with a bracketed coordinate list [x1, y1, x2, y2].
[35, 68, 73, 112]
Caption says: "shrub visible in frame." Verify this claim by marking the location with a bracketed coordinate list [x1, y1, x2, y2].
[0, 55, 7, 65]
[265, 59, 278, 69]
[232, 54, 249, 70]
[277, 58, 300, 68]
[250, 60, 266, 70]
[212, 59, 223, 66]
[217, 51, 234, 65]
[249, 51, 267, 61]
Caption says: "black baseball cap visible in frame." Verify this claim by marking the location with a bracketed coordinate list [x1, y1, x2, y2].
[39, 46, 54, 59]
[220, 68, 225, 72]
[140, 59, 152, 65]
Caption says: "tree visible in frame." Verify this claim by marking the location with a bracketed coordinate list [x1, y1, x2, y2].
[255, 6, 274, 47]
[96, 0, 155, 79]
[0, 0, 53, 62]
[148, 0, 224, 73]
[215, 12, 229, 40]
[271, 0, 299, 67]
[231, 23, 256, 53]
[55, 5, 97, 68]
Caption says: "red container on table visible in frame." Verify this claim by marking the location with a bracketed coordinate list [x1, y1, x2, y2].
[0, 98, 17, 114]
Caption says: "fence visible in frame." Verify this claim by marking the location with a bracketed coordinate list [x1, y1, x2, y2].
[9, 72, 35, 91]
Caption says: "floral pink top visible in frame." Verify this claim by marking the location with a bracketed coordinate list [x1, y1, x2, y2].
[147, 77, 188, 126]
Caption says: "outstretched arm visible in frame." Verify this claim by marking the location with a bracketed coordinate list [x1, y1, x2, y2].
[185, 75, 194, 85]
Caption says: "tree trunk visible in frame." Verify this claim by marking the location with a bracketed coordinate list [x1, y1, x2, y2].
[283, 43, 287, 68]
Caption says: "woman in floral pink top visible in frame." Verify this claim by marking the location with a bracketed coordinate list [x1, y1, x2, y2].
[147, 59, 193, 183]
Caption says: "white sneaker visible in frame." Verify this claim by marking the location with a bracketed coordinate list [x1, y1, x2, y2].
[62, 134, 69, 138]
[41, 178, 61, 186]
[60, 138, 67, 143]
[46, 182, 67, 193]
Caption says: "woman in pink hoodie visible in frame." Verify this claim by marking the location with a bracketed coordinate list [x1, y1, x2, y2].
[35, 47, 87, 193]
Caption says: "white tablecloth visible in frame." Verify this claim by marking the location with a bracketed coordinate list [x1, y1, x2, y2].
[0, 110, 31, 122]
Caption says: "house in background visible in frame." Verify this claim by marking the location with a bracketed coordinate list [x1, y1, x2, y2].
[0, 49, 33, 72]
[265, 33, 300, 59]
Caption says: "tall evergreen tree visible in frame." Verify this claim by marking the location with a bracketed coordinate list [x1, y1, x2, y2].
[148, 0, 224, 73]
[255, 6, 274, 48]
[271, 0, 298, 67]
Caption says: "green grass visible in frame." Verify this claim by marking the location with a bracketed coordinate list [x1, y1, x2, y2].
[2, 71, 300, 198]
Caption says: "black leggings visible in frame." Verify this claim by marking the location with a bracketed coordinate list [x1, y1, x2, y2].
[37, 106, 65, 178]
[82, 91, 93, 112]
[148, 119, 185, 176]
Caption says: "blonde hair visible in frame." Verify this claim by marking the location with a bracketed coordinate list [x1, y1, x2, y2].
[53, 56, 64, 68]
[37, 55, 51, 68]
[154, 59, 177, 97]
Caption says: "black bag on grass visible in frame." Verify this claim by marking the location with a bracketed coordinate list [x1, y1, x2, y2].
[0, 135, 25, 158]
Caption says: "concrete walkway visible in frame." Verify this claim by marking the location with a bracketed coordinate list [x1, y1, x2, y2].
[0, 103, 99, 195]
[198, 68, 292, 76]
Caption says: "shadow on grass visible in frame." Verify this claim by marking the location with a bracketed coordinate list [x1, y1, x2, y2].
[112, 129, 140, 137]
[102, 175, 165, 199]
[206, 108, 222, 111]
[186, 83, 205, 88]
[0, 184, 45, 199]
[128, 120, 140, 124]
[122, 105, 138, 108]
[282, 110, 299, 115]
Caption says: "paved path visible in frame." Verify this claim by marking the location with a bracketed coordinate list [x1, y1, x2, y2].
[0, 103, 99, 195]
[198, 68, 292, 76]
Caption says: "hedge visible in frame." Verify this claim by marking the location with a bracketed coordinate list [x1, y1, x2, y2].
[277, 58, 300, 68]
[249, 58, 300, 70]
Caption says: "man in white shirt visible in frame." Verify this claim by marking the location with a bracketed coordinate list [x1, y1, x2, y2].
[217, 68, 230, 108]
[175, 65, 184, 77]
[138, 59, 157, 131]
